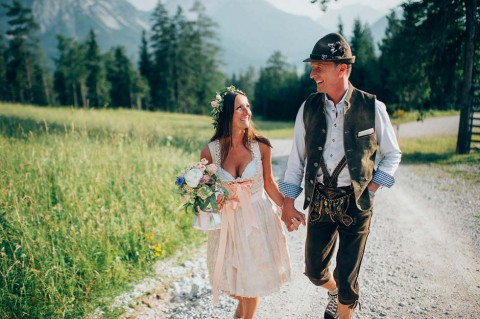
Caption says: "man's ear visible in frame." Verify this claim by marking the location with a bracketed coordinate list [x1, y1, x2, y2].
[338, 63, 347, 76]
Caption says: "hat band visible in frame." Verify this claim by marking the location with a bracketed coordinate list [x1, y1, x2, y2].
[310, 53, 343, 60]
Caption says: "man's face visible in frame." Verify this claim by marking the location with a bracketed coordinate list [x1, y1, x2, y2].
[309, 62, 341, 93]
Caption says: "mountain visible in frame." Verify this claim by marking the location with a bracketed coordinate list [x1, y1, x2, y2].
[164, 0, 329, 74]
[0, 0, 149, 64]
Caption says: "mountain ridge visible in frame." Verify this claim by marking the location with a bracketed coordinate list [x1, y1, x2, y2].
[0, 0, 392, 74]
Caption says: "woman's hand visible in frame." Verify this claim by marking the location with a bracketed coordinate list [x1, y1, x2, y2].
[281, 198, 306, 232]
[216, 194, 225, 210]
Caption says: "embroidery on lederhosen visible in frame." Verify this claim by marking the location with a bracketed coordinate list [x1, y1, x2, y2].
[309, 156, 354, 226]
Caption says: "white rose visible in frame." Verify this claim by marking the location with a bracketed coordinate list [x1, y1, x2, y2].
[184, 168, 203, 188]
[216, 95, 221, 101]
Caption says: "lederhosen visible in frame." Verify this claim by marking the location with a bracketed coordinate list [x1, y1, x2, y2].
[309, 156, 355, 227]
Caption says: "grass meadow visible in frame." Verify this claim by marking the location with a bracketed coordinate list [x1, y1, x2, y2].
[0, 103, 474, 318]
[0, 103, 294, 318]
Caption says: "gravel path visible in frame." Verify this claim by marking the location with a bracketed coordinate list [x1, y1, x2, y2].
[393, 115, 459, 138]
[106, 115, 480, 319]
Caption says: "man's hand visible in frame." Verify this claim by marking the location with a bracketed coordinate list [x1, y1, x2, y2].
[281, 198, 306, 232]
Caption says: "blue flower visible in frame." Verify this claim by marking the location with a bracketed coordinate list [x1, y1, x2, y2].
[176, 176, 185, 186]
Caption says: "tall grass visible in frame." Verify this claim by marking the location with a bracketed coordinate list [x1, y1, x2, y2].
[0, 103, 294, 318]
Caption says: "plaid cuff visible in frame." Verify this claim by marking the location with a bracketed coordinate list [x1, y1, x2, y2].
[372, 169, 395, 188]
[279, 182, 303, 199]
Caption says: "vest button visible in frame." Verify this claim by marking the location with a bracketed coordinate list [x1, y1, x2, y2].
[322, 129, 326, 133]
[310, 180, 314, 184]
[314, 162, 318, 167]
[318, 146, 323, 150]
[306, 196, 311, 201]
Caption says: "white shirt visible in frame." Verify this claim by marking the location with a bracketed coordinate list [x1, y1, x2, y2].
[280, 90, 402, 199]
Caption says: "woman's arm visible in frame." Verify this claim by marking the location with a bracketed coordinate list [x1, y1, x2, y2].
[200, 144, 213, 164]
[259, 142, 284, 207]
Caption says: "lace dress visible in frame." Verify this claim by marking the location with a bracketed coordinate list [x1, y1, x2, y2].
[207, 140, 291, 301]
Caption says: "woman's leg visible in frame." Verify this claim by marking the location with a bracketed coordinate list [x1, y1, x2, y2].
[243, 297, 260, 319]
[232, 295, 244, 318]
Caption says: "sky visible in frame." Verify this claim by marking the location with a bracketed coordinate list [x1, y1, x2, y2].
[126, 0, 404, 18]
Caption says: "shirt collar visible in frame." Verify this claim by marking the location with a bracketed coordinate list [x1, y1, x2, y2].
[324, 87, 350, 108]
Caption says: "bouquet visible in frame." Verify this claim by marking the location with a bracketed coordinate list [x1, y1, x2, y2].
[176, 158, 229, 230]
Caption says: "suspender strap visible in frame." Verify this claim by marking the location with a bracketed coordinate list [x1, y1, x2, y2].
[319, 156, 347, 187]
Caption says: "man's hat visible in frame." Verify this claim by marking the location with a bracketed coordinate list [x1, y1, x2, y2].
[303, 33, 355, 64]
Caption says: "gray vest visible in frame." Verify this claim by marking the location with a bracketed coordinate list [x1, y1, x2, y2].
[303, 84, 377, 211]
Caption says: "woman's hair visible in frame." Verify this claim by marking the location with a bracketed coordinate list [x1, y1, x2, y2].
[209, 91, 271, 164]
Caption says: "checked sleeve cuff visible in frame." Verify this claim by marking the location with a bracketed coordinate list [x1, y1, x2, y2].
[279, 182, 303, 199]
[372, 169, 395, 188]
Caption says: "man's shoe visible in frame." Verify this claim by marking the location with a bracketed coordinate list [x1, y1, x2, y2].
[324, 290, 339, 319]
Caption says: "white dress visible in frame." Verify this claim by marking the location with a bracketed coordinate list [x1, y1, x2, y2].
[207, 140, 291, 300]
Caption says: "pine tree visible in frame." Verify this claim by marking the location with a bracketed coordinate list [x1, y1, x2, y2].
[0, 35, 7, 101]
[188, 0, 224, 113]
[54, 35, 87, 107]
[337, 16, 344, 35]
[139, 30, 151, 81]
[254, 51, 300, 120]
[138, 30, 151, 109]
[171, 6, 193, 113]
[85, 29, 109, 108]
[349, 18, 379, 94]
[150, 1, 173, 110]
[228, 66, 256, 100]
[3, 0, 51, 105]
[105, 46, 145, 109]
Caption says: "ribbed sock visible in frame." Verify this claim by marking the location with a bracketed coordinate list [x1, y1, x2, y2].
[328, 288, 338, 296]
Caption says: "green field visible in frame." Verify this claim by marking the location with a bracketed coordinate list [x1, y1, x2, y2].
[0, 103, 475, 318]
[0, 103, 295, 318]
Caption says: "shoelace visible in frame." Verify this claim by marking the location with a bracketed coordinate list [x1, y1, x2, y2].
[325, 293, 338, 314]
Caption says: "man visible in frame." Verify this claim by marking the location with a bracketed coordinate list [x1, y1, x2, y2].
[279, 33, 401, 319]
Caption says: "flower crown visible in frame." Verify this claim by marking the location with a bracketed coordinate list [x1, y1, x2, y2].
[210, 85, 245, 129]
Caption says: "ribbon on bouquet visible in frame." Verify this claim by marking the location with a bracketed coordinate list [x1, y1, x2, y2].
[212, 179, 259, 303]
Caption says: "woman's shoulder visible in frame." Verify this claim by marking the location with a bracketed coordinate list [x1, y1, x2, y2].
[253, 138, 271, 154]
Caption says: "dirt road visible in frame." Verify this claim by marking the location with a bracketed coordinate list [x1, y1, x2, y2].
[258, 138, 480, 319]
[114, 115, 480, 319]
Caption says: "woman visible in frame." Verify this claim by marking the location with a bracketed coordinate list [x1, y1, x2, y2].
[200, 86, 298, 319]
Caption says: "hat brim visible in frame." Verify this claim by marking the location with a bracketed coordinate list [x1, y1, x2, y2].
[303, 57, 356, 64]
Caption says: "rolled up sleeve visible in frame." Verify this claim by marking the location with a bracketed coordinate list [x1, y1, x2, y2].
[373, 100, 402, 188]
[280, 103, 306, 198]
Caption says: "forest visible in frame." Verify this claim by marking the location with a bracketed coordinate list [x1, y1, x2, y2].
[0, 0, 478, 121]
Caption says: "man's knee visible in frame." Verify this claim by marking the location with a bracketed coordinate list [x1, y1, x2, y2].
[304, 270, 331, 286]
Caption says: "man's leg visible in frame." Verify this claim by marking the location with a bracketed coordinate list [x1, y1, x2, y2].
[334, 207, 373, 319]
[304, 215, 339, 319]
[304, 218, 338, 286]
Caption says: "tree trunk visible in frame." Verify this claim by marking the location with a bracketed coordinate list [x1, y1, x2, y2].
[42, 73, 52, 106]
[73, 82, 78, 108]
[80, 80, 87, 108]
[456, 0, 477, 154]
[24, 54, 34, 103]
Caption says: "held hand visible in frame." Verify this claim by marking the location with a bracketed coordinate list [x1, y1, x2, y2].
[281, 199, 306, 232]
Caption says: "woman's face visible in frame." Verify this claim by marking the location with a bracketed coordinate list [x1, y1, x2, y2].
[231, 94, 251, 130]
